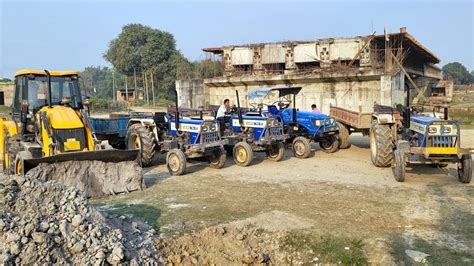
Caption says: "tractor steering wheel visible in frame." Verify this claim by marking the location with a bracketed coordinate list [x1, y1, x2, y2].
[272, 99, 291, 110]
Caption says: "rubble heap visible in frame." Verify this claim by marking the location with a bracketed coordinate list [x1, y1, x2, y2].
[0, 175, 160, 264]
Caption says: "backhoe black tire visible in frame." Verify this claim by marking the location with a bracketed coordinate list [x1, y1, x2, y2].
[319, 136, 340, 153]
[292, 137, 311, 159]
[370, 122, 393, 167]
[337, 122, 351, 149]
[266, 141, 285, 161]
[4, 133, 22, 174]
[127, 124, 156, 167]
[15, 151, 33, 176]
[233, 142, 253, 167]
[208, 147, 226, 169]
[392, 149, 406, 182]
[166, 149, 187, 176]
[458, 154, 472, 184]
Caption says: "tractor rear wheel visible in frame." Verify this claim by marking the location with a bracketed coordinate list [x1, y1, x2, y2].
[320, 136, 340, 153]
[370, 122, 393, 167]
[207, 147, 226, 169]
[233, 142, 253, 167]
[266, 141, 285, 161]
[458, 154, 472, 184]
[337, 122, 351, 149]
[127, 124, 156, 167]
[392, 149, 406, 182]
[166, 149, 187, 176]
[292, 137, 311, 159]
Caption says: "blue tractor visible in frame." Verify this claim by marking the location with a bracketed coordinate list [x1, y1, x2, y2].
[221, 90, 288, 166]
[247, 87, 340, 159]
[388, 104, 472, 183]
[92, 91, 227, 176]
[369, 85, 473, 183]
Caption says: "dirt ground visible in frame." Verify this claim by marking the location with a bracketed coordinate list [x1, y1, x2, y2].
[95, 129, 474, 264]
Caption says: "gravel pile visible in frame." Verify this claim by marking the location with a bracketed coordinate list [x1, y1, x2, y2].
[0, 175, 160, 264]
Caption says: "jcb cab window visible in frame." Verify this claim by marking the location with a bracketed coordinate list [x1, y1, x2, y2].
[27, 76, 82, 110]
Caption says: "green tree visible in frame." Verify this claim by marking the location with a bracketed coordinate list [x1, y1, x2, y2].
[80, 66, 123, 99]
[442, 62, 473, 84]
[0, 78, 12, 82]
[104, 23, 187, 101]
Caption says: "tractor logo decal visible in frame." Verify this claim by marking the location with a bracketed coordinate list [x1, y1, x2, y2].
[232, 119, 267, 128]
[170, 123, 201, 133]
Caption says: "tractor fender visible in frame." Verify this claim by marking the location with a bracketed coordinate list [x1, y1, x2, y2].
[0, 120, 18, 161]
[372, 113, 397, 125]
[127, 118, 159, 143]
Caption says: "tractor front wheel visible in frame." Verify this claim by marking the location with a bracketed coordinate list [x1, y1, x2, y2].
[266, 141, 285, 161]
[392, 149, 406, 182]
[370, 122, 393, 167]
[319, 136, 339, 153]
[166, 149, 187, 176]
[458, 154, 472, 184]
[292, 137, 311, 159]
[233, 142, 253, 167]
[4, 133, 22, 174]
[15, 151, 33, 176]
[126, 124, 156, 167]
[207, 147, 226, 169]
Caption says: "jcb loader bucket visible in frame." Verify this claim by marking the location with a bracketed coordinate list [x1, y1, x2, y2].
[23, 149, 144, 198]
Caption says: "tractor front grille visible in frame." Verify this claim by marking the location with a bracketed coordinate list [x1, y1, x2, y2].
[201, 132, 219, 144]
[54, 128, 87, 152]
[268, 127, 284, 137]
[427, 135, 457, 148]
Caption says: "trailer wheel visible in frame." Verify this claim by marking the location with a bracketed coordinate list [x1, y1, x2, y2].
[127, 124, 156, 167]
[292, 137, 311, 159]
[392, 149, 406, 182]
[266, 141, 285, 161]
[458, 154, 472, 184]
[370, 122, 393, 167]
[166, 149, 187, 176]
[336, 122, 351, 149]
[233, 142, 253, 167]
[320, 136, 339, 153]
[208, 147, 226, 169]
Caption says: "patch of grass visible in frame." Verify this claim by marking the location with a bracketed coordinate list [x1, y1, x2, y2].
[282, 232, 368, 265]
[93, 202, 161, 231]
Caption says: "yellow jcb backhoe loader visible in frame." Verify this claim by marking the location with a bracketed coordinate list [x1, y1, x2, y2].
[0, 69, 144, 197]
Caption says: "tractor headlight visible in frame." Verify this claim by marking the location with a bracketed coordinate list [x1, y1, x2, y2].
[442, 126, 451, 134]
[202, 126, 208, 132]
[210, 124, 217, 132]
[314, 120, 321, 127]
[428, 126, 437, 134]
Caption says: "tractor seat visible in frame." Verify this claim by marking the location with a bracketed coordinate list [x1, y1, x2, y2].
[268, 105, 279, 115]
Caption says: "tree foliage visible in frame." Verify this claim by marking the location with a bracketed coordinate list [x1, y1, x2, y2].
[442, 62, 473, 85]
[104, 23, 187, 101]
[80, 66, 123, 99]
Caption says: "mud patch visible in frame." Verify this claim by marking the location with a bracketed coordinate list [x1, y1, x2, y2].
[228, 210, 313, 232]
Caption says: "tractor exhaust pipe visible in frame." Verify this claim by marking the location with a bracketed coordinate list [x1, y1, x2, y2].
[174, 90, 180, 131]
[44, 69, 52, 108]
[236, 90, 243, 125]
[292, 93, 297, 123]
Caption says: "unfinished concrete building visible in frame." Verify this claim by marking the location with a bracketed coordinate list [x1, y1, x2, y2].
[176, 28, 452, 113]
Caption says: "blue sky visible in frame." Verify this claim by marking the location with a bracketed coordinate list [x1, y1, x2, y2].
[1, 0, 473, 78]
